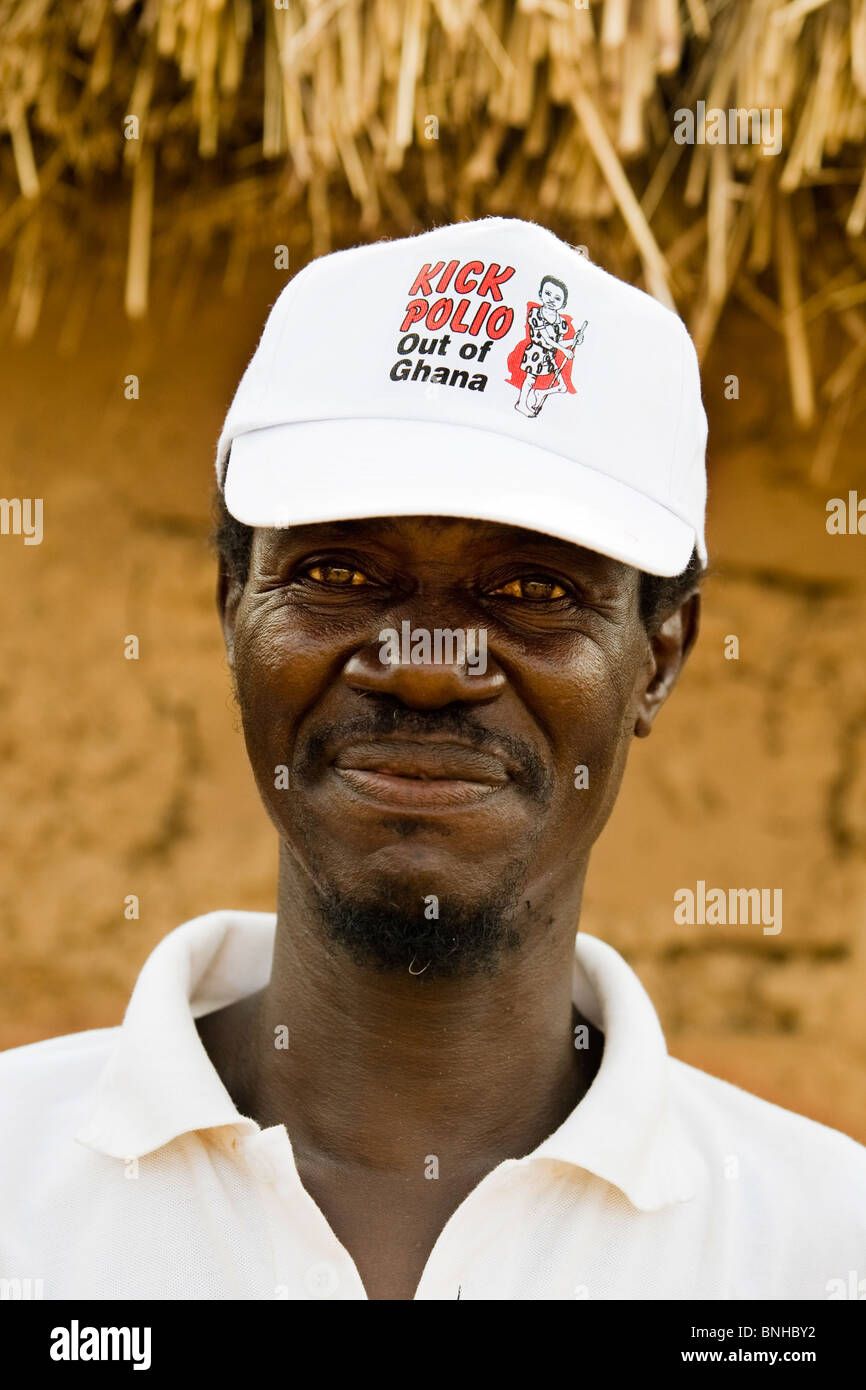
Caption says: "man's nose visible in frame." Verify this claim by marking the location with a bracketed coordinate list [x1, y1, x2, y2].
[343, 625, 505, 708]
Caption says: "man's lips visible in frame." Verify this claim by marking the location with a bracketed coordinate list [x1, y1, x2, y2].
[330, 737, 514, 808]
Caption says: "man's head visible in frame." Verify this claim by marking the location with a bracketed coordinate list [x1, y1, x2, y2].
[212, 216, 708, 979]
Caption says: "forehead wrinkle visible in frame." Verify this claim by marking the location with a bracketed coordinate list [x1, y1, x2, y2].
[259, 515, 627, 578]
[360, 517, 625, 572]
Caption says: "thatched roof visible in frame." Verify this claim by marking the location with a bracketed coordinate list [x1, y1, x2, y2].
[3, 0, 865, 451]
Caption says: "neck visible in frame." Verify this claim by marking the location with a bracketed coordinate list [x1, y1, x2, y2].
[199, 856, 600, 1178]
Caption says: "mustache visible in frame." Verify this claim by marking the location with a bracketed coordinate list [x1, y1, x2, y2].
[299, 704, 553, 804]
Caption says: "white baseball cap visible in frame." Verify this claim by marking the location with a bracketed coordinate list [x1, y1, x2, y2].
[216, 216, 707, 577]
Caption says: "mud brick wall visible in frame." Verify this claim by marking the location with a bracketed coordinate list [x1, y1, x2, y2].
[1, 265, 864, 1142]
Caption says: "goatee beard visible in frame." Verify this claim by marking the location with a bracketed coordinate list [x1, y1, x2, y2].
[312, 871, 526, 979]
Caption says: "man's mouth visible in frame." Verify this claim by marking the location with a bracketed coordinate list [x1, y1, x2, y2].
[330, 737, 513, 809]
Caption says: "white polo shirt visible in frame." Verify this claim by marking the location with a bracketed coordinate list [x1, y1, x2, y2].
[1, 910, 864, 1300]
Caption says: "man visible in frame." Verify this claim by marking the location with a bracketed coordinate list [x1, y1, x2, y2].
[1, 217, 864, 1301]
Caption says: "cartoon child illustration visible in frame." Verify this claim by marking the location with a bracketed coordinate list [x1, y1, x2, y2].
[513, 275, 586, 417]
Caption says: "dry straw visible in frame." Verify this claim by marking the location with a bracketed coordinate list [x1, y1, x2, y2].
[1, 0, 865, 452]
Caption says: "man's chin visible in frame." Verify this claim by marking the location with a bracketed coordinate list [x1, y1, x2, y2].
[312, 881, 525, 979]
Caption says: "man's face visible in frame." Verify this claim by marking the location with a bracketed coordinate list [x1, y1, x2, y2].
[221, 516, 693, 976]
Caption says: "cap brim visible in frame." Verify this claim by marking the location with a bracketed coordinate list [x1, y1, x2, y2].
[223, 418, 700, 577]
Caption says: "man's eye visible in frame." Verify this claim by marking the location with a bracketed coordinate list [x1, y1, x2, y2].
[490, 577, 568, 601]
[305, 564, 371, 586]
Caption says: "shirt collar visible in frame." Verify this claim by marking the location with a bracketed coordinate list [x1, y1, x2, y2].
[75, 912, 271, 1160]
[532, 933, 702, 1209]
[76, 911, 702, 1210]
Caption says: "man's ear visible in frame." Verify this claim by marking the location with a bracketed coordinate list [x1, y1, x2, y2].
[634, 591, 701, 738]
[216, 554, 244, 673]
